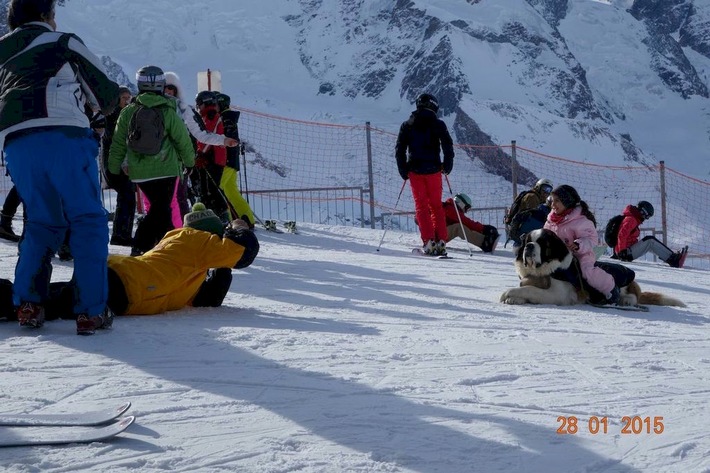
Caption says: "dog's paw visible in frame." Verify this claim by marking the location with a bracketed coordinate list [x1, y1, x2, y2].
[500, 290, 526, 305]
[618, 293, 637, 306]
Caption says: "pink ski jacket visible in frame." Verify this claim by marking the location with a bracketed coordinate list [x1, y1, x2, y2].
[544, 206, 615, 296]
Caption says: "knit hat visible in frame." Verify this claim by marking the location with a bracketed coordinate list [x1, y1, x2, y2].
[183, 203, 224, 236]
[550, 185, 580, 209]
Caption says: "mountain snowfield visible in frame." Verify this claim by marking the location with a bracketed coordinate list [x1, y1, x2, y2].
[51, 0, 710, 179]
[1, 225, 709, 473]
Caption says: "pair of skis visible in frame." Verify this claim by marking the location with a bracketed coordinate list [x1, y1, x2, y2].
[0, 402, 134, 447]
[263, 220, 298, 234]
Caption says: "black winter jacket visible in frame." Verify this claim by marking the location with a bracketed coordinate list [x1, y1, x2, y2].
[395, 108, 454, 179]
[0, 22, 119, 148]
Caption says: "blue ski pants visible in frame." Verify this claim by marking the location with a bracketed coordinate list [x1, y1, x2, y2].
[5, 128, 108, 316]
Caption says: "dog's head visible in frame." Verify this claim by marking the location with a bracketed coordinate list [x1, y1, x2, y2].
[515, 229, 574, 278]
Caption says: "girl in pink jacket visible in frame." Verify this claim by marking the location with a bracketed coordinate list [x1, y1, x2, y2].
[544, 185, 619, 304]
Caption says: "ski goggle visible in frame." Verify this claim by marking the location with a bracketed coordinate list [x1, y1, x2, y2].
[540, 184, 553, 194]
[639, 207, 651, 219]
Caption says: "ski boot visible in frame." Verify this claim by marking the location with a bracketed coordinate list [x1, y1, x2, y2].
[435, 240, 447, 257]
[17, 302, 45, 328]
[76, 307, 114, 336]
[284, 221, 297, 233]
[264, 220, 277, 232]
[422, 239, 436, 255]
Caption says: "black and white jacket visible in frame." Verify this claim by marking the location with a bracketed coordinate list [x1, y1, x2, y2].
[0, 22, 119, 148]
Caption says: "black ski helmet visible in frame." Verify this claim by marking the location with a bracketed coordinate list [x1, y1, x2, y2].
[136, 65, 166, 94]
[215, 93, 231, 112]
[637, 201, 654, 219]
[195, 90, 217, 107]
[415, 93, 439, 113]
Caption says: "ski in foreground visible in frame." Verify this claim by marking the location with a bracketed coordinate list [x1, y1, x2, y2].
[0, 402, 131, 427]
[0, 416, 135, 447]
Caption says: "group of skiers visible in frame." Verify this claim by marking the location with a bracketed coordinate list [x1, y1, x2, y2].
[0, 0, 259, 335]
[0, 1, 690, 334]
[396, 92, 689, 306]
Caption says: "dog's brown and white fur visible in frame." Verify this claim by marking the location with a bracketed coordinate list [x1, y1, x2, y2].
[500, 229, 685, 307]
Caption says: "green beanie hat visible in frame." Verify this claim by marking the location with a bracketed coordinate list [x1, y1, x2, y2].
[183, 203, 224, 236]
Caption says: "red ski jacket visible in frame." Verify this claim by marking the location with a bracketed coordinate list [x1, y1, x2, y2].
[614, 205, 643, 254]
[197, 106, 226, 166]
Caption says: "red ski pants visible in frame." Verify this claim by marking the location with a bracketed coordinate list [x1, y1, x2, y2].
[409, 172, 447, 243]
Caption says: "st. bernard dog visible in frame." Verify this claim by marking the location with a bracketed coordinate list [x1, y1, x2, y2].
[500, 229, 685, 308]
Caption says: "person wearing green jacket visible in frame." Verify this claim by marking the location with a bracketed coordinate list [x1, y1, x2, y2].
[108, 65, 195, 256]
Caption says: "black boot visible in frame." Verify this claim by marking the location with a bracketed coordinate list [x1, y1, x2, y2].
[0, 213, 20, 242]
[666, 247, 688, 268]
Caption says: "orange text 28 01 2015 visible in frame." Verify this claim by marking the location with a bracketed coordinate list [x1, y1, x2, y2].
[556, 415, 665, 435]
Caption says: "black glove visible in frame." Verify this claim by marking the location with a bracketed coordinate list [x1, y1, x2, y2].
[617, 249, 633, 262]
[398, 166, 409, 181]
[90, 112, 106, 129]
[223, 225, 260, 269]
[104, 170, 124, 191]
[442, 161, 453, 175]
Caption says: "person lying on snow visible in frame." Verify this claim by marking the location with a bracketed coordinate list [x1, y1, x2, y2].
[0, 203, 259, 325]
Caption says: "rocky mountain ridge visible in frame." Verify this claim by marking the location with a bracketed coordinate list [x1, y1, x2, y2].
[2, 0, 709, 179]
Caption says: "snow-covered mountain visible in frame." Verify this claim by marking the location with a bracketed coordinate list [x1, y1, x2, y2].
[2, 0, 710, 179]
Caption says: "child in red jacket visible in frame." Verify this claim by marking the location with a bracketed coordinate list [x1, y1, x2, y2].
[613, 201, 687, 268]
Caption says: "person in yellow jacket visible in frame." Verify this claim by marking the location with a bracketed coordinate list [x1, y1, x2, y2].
[0, 204, 259, 322]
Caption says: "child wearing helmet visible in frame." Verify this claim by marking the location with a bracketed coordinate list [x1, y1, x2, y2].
[614, 201, 687, 268]
[443, 193, 499, 252]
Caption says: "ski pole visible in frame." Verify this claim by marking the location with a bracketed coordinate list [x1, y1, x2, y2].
[444, 174, 474, 257]
[376, 179, 407, 252]
[240, 143, 250, 204]
[204, 167, 240, 221]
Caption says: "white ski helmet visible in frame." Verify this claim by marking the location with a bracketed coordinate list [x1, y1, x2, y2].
[535, 178, 553, 193]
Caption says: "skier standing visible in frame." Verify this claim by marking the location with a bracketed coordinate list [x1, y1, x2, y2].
[0, 0, 119, 334]
[395, 93, 454, 256]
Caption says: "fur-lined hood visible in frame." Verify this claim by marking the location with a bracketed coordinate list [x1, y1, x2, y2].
[164, 71, 183, 99]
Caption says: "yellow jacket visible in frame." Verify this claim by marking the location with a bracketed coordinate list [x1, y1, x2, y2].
[108, 227, 247, 315]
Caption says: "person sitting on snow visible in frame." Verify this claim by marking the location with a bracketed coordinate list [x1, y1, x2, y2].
[612, 200, 688, 268]
[443, 193, 499, 252]
[0, 204, 259, 325]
